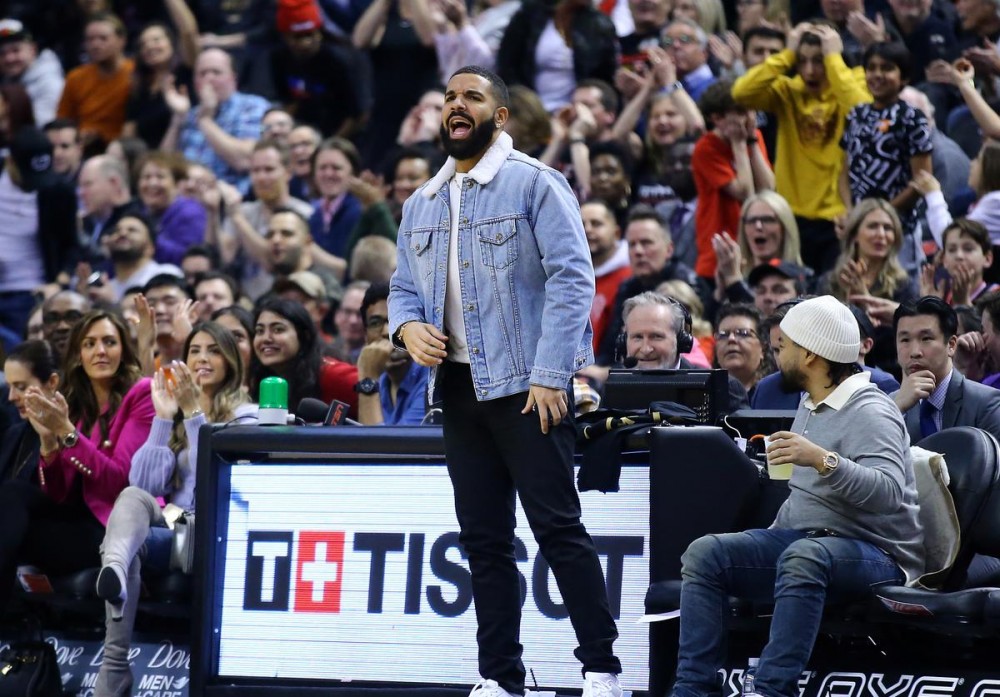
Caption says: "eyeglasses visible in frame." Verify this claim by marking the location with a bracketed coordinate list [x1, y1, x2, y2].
[716, 328, 758, 342]
[737, 0, 763, 6]
[42, 310, 84, 326]
[744, 215, 779, 227]
[366, 315, 388, 330]
[662, 35, 698, 49]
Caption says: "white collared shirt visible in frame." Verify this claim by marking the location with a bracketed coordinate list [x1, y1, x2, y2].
[802, 370, 872, 412]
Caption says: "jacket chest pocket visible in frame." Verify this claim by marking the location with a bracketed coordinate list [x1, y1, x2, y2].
[406, 229, 435, 276]
[476, 219, 519, 270]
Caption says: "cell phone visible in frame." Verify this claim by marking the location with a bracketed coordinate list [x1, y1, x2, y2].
[87, 271, 104, 287]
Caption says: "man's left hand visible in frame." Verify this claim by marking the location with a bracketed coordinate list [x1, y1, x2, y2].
[766, 431, 827, 472]
[522, 384, 568, 435]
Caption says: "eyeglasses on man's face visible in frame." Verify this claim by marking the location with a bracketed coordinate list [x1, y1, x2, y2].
[716, 328, 758, 342]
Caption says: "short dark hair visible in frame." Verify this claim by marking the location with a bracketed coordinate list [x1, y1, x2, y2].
[943, 218, 992, 255]
[142, 274, 192, 298]
[581, 197, 618, 220]
[976, 290, 1000, 327]
[698, 79, 744, 125]
[576, 78, 620, 114]
[625, 203, 666, 228]
[113, 212, 157, 244]
[194, 271, 239, 301]
[848, 303, 876, 340]
[182, 243, 220, 269]
[893, 295, 959, 338]
[862, 41, 913, 83]
[42, 118, 78, 136]
[589, 139, 635, 179]
[798, 19, 837, 49]
[955, 304, 983, 334]
[360, 282, 390, 323]
[211, 305, 254, 338]
[743, 26, 786, 48]
[6, 339, 59, 383]
[450, 65, 509, 108]
[271, 206, 311, 233]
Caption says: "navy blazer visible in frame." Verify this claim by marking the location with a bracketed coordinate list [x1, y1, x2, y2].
[900, 369, 1000, 445]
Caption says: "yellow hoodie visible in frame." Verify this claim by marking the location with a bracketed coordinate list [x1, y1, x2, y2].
[732, 48, 871, 222]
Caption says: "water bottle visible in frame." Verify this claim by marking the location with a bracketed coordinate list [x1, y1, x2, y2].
[742, 657, 759, 696]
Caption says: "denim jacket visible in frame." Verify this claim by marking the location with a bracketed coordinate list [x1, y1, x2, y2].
[388, 132, 595, 402]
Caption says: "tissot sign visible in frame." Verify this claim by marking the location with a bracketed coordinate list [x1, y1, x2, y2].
[214, 464, 650, 691]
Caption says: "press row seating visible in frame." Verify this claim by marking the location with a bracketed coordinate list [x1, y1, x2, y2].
[644, 425, 1000, 696]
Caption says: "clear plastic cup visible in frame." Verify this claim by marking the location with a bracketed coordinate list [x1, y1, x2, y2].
[764, 435, 793, 480]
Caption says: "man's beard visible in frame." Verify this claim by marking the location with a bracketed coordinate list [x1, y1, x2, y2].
[110, 246, 144, 264]
[440, 116, 498, 161]
[272, 248, 303, 276]
[778, 364, 806, 394]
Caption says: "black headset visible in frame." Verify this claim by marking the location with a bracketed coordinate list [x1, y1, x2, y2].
[614, 296, 694, 365]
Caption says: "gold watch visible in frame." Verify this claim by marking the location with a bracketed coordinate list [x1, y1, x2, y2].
[819, 451, 839, 476]
[393, 322, 411, 349]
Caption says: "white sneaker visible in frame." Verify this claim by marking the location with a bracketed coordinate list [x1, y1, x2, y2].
[469, 679, 517, 697]
[583, 672, 622, 697]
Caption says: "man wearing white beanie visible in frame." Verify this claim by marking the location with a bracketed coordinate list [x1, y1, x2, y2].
[671, 295, 924, 697]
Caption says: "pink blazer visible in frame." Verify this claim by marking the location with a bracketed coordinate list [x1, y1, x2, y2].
[40, 378, 154, 525]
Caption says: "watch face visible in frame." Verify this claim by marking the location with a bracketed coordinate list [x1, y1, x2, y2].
[356, 378, 379, 395]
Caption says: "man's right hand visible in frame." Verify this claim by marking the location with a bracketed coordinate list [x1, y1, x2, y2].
[895, 369, 937, 412]
[400, 322, 448, 366]
[812, 25, 844, 56]
[358, 338, 393, 379]
[787, 22, 812, 54]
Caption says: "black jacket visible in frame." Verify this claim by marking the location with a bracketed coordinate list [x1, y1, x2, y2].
[497, 0, 619, 92]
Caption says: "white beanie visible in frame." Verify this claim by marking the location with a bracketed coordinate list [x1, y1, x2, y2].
[779, 296, 860, 364]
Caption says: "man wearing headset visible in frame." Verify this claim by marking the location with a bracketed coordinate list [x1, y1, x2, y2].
[620, 291, 748, 412]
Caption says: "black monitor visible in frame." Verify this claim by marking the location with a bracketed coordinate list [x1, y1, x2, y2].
[603, 368, 730, 423]
[723, 408, 798, 439]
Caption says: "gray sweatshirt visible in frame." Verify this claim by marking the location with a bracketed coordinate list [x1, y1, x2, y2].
[774, 372, 925, 584]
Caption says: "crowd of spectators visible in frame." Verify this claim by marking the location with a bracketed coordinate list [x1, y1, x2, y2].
[3, 0, 1000, 689]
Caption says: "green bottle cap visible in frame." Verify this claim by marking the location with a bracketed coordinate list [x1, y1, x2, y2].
[259, 377, 288, 410]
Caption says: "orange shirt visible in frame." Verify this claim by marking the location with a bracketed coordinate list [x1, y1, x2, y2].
[692, 129, 770, 278]
[57, 58, 135, 144]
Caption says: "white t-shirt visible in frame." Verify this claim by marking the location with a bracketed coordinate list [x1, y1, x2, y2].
[0, 170, 44, 292]
[445, 174, 470, 363]
[533, 20, 575, 112]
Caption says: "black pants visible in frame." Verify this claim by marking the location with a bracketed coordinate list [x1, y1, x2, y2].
[440, 362, 620, 694]
[0, 479, 105, 611]
[795, 216, 839, 277]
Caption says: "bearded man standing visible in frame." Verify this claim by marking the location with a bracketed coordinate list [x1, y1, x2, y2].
[388, 66, 622, 697]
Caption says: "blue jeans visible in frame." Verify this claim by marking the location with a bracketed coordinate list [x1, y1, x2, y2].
[672, 529, 904, 697]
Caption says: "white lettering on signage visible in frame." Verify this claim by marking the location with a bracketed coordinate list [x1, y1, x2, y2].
[47, 638, 84, 666]
[970, 679, 1000, 697]
[251, 541, 290, 603]
[147, 642, 190, 670]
